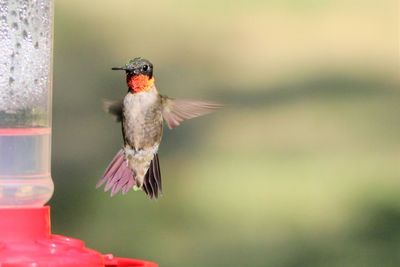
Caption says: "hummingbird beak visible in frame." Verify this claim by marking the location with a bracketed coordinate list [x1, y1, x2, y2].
[111, 66, 140, 75]
[111, 67, 126, 71]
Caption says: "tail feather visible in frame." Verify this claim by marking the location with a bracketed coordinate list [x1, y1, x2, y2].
[154, 154, 162, 192]
[143, 174, 154, 198]
[147, 159, 158, 197]
[96, 149, 124, 188]
[104, 159, 126, 191]
[97, 149, 135, 196]
[97, 150, 162, 198]
[143, 154, 162, 199]
[111, 167, 133, 196]
[122, 175, 136, 194]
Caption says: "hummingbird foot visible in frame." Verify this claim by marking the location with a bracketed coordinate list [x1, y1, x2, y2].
[133, 185, 141, 191]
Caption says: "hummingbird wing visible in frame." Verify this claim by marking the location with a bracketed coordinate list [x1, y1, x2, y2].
[103, 99, 123, 122]
[161, 96, 222, 129]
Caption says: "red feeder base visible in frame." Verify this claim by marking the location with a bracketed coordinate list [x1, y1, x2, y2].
[0, 206, 157, 267]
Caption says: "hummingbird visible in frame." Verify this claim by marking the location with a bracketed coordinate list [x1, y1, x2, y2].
[96, 57, 222, 199]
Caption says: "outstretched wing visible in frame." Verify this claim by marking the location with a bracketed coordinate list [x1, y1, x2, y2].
[103, 99, 123, 122]
[161, 96, 222, 129]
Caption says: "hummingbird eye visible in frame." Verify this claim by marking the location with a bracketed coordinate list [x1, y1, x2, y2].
[142, 65, 149, 72]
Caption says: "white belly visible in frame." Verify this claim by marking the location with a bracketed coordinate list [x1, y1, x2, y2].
[122, 88, 162, 150]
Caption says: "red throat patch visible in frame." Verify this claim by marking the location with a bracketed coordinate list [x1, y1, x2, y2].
[127, 74, 154, 93]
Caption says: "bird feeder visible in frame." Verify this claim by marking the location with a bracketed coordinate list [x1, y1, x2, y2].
[0, 1, 157, 266]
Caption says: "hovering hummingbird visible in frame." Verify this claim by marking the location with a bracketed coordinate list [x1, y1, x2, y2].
[96, 57, 222, 199]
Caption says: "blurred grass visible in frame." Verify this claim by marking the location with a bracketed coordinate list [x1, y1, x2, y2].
[49, 0, 399, 266]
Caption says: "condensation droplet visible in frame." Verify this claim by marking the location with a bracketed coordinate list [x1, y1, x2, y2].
[1, 0, 53, 114]
[22, 29, 28, 39]
[11, 22, 18, 30]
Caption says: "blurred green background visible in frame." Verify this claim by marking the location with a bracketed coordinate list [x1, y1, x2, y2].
[50, 0, 399, 266]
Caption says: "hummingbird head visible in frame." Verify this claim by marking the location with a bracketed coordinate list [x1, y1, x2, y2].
[112, 57, 153, 77]
[112, 57, 154, 93]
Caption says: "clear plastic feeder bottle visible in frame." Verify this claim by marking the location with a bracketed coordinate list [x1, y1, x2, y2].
[0, 0, 54, 206]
